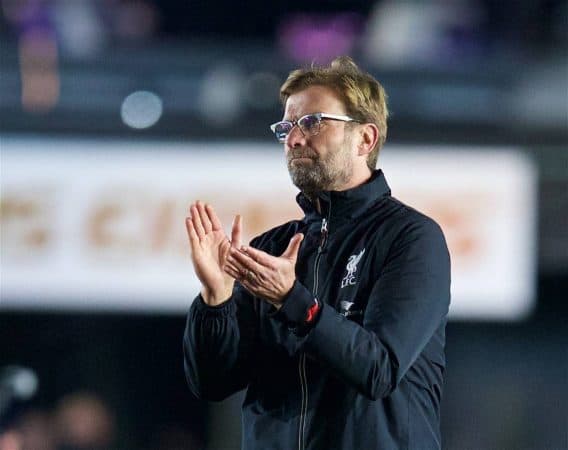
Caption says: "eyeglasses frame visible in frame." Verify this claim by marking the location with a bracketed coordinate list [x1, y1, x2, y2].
[269, 112, 358, 143]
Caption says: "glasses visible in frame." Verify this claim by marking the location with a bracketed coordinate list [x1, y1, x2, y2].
[269, 113, 357, 143]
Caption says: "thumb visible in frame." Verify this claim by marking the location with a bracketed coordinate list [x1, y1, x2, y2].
[282, 233, 304, 261]
[231, 214, 242, 248]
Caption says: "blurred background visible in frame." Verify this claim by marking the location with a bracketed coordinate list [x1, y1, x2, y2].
[0, 0, 566, 449]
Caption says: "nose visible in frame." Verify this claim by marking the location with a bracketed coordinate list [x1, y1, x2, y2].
[285, 124, 306, 148]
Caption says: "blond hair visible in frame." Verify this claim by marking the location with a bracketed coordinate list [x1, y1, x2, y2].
[280, 56, 389, 170]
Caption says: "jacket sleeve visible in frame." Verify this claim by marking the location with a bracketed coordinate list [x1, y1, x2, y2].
[274, 218, 451, 400]
[183, 283, 258, 401]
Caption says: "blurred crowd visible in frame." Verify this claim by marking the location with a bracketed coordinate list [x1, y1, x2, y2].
[0, 385, 201, 450]
[1, 390, 116, 450]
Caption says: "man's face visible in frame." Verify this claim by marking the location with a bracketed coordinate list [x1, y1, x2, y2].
[283, 85, 357, 194]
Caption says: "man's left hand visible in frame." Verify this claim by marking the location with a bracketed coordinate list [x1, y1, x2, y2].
[224, 233, 304, 308]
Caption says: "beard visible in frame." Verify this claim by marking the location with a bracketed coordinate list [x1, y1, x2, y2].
[286, 139, 353, 195]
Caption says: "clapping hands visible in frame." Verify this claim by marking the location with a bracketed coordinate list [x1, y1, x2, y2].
[186, 201, 303, 307]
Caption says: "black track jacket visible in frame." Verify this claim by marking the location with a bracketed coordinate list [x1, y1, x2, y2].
[183, 170, 451, 450]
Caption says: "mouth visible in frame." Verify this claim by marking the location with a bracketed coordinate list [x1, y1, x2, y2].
[289, 157, 315, 167]
[289, 155, 315, 162]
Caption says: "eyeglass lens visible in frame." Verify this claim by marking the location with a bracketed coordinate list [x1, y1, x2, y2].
[274, 114, 321, 141]
[297, 115, 320, 134]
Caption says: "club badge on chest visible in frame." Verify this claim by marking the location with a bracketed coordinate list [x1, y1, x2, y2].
[340, 248, 366, 288]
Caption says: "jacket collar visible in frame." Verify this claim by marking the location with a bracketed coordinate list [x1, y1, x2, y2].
[296, 169, 391, 227]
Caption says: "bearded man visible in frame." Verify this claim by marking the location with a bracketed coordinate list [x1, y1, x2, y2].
[183, 56, 451, 450]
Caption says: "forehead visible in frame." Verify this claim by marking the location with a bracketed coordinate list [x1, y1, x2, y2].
[284, 85, 346, 119]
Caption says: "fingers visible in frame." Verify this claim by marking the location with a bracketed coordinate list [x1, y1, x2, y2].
[196, 201, 212, 233]
[223, 260, 242, 280]
[185, 217, 199, 247]
[223, 258, 257, 289]
[228, 248, 260, 273]
[205, 204, 223, 231]
[281, 233, 304, 262]
[239, 277, 258, 294]
[223, 264, 260, 295]
[190, 204, 205, 238]
[231, 215, 242, 248]
[190, 200, 221, 238]
[240, 245, 276, 269]
[219, 237, 232, 261]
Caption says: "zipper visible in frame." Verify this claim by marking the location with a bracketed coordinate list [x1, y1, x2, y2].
[298, 209, 331, 450]
[315, 217, 328, 289]
[298, 352, 307, 450]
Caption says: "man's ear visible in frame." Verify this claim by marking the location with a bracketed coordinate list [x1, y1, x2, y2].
[357, 123, 379, 157]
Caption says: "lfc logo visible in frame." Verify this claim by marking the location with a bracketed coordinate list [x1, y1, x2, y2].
[340, 249, 365, 288]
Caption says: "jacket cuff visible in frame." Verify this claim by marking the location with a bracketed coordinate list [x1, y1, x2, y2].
[272, 280, 316, 328]
[193, 294, 236, 317]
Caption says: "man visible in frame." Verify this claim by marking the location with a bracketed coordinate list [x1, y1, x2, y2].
[183, 56, 451, 450]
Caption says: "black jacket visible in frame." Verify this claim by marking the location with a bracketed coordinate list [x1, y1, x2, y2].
[183, 170, 451, 450]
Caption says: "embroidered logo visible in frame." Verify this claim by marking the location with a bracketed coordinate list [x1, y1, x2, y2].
[339, 300, 362, 317]
[340, 300, 354, 311]
[340, 248, 365, 288]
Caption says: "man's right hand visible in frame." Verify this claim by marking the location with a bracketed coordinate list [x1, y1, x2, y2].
[185, 201, 242, 306]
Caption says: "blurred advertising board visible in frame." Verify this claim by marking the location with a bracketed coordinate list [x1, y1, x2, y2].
[1, 137, 536, 320]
